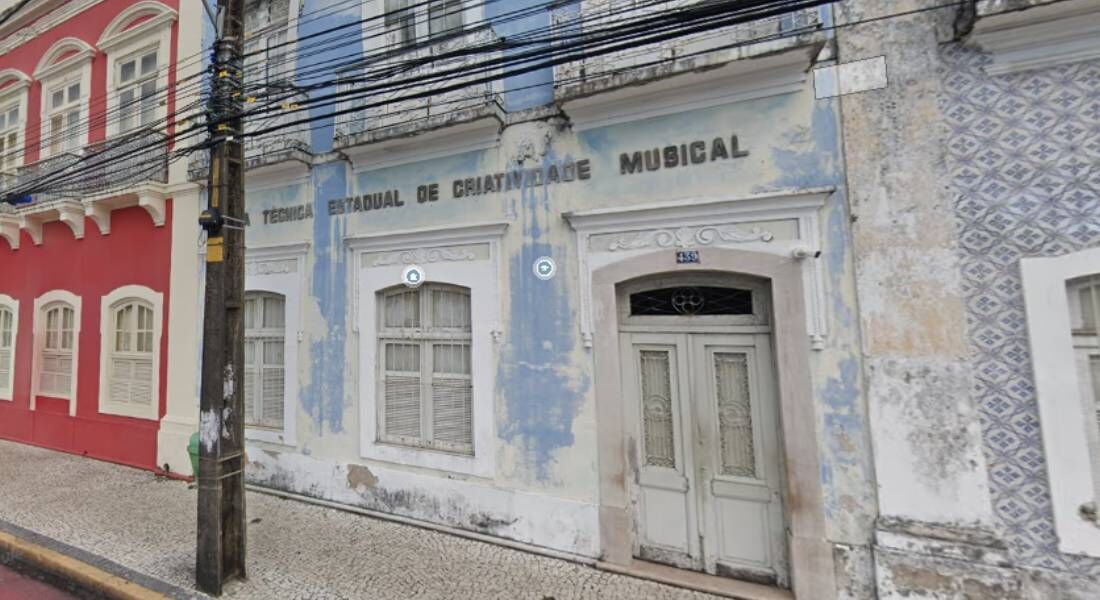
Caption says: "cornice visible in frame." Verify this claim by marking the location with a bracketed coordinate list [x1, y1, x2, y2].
[969, 0, 1100, 75]
[0, 0, 104, 55]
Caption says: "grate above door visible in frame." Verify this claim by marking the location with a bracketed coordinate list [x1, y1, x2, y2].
[629, 287, 753, 317]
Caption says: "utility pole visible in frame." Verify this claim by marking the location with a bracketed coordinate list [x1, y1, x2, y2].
[197, 0, 246, 593]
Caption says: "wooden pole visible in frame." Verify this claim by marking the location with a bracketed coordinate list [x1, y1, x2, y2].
[197, 0, 246, 593]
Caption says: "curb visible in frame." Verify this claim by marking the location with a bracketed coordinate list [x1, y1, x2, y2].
[0, 529, 170, 600]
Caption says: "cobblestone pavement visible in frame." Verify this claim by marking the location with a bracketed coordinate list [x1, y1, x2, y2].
[0, 440, 722, 599]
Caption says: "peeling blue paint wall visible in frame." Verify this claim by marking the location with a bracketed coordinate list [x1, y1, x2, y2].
[497, 151, 590, 480]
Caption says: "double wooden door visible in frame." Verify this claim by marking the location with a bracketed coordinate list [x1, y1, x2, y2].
[621, 330, 788, 586]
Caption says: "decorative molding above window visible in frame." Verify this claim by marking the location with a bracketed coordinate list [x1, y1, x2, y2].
[564, 188, 832, 350]
[0, 0, 105, 55]
[33, 37, 95, 81]
[606, 224, 775, 252]
[0, 69, 31, 95]
[97, 1, 177, 52]
[969, 0, 1100, 75]
[370, 246, 478, 266]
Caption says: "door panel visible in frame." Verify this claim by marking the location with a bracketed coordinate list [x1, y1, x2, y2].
[620, 334, 699, 568]
[694, 335, 787, 586]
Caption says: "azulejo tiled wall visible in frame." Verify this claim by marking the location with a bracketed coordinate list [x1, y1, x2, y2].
[941, 45, 1100, 573]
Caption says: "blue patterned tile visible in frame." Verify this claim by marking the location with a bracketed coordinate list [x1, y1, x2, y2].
[943, 45, 1100, 574]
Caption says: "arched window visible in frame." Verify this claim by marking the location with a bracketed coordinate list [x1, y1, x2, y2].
[243, 292, 286, 430]
[0, 302, 15, 398]
[40, 302, 76, 397]
[377, 283, 473, 454]
[106, 300, 155, 406]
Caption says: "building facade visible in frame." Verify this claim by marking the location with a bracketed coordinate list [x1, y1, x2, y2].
[1, 0, 1099, 598]
[0, 0, 203, 471]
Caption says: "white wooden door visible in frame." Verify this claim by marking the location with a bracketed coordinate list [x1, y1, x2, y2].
[621, 332, 701, 569]
[693, 334, 787, 586]
[622, 331, 787, 586]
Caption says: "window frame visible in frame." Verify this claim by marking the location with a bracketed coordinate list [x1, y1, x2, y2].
[1022, 246, 1100, 558]
[31, 290, 81, 413]
[98, 286, 163, 420]
[242, 243, 306, 446]
[0, 294, 19, 401]
[0, 70, 29, 173]
[100, 6, 175, 140]
[373, 0, 475, 53]
[376, 282, 474, 454]
[42, 75, 86, 157]
[34, 39, 93, 160]
[351, 222, 505, 478]
[0, 98, 25, 173]
[244, 0, 294, 89]
[114, 45, 161, 134]
[243, 290, 288, 431]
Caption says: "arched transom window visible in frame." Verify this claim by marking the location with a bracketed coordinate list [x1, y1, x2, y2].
[108, 300, 155, 406]
[377, 283, 473, 454]
[40, 302, 75, 397]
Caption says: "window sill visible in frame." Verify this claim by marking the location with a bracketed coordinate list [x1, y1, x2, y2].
[245, 426, 295, 447]
[97, 403, 158, 421]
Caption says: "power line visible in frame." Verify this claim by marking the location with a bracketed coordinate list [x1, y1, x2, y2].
[8, 0, 1042, 201]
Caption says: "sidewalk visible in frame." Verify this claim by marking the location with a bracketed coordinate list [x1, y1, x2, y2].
[0, 440, 724, 599]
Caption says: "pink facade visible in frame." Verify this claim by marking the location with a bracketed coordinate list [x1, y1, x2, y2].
[0, 0, 182, 471]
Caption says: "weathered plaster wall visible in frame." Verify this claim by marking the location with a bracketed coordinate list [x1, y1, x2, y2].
[146, 2, 880, 587]
[838, 0, 997, 531]
[233, 56, 878, 566]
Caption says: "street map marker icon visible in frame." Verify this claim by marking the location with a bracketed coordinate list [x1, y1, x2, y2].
[402, 265, 425, 288]
[533, 256, 556, 280]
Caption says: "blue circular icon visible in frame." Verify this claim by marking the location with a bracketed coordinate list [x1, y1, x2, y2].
[533, 256, 556, 280]
[402, 265, 425, 288]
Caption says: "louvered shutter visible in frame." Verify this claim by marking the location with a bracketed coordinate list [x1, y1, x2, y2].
[0, 308, 11, 392]
[261, 340, 285, 428]
[431, 343, 471, 450]
[0, 347, 10, 392]
[130, 358, 154, 405]
[110, 358, 133, 404]
[243, 339, 258, 425]
[384, 342, 421, 439]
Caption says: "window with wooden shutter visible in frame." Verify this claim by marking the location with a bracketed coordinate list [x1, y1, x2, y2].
[116, 48, 159, 133]
[243, 292, 286, 430]
[39, 303, 75, 397]
[1069, 275, 1100, 450]
[45, 80, 82, 156]
[378, 283, 473, 454]
[428, 0, 464, 39]
[0, 306, 13, 395]
[0, 104, 21, 172]
[244, 0, 291, 88]
[107, 300, 155, 406]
